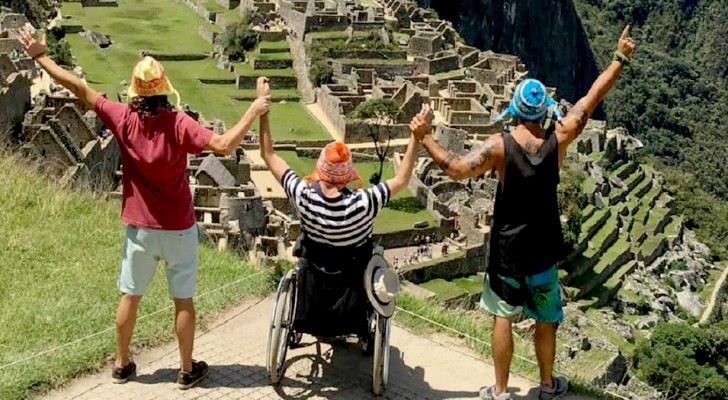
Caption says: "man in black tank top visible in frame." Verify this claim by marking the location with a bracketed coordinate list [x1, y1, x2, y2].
[413, 26, 636, 400]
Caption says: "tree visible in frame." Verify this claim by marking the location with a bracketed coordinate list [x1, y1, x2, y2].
[216, 14, 259, 62]
[558, 159, 585, 249]
[634, 322, 728, 400]
[349, 99, 401, 184]
[309, 60, 333, 86]
[46, 29, 73, 67]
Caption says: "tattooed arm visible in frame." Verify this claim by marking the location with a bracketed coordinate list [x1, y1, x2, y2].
[557, 25, 636, 147]
[420, 133, 504, 181]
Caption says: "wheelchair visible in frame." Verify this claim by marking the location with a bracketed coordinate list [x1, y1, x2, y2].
[266, 239, 393, 395]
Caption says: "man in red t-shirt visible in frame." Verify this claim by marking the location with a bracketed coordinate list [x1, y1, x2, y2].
[19, 26, 271, 389]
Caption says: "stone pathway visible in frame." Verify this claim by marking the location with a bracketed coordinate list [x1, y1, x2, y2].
[287, 37, 316, 104]
[43, 298, 595, 400]
[699, 264, 728, 324]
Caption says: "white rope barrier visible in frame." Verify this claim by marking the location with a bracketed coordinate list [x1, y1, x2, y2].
[394, 306, 539, 367]
[0, 270, 268, 371]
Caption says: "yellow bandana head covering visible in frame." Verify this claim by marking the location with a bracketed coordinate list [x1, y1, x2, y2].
[127, 56, 181, 110]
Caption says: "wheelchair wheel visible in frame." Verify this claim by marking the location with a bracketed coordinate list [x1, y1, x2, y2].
[372, 314, 391, 395]
[266, 269, 296, 384]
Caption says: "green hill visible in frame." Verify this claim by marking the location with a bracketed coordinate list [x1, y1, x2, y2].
[0, 154, 271, 400]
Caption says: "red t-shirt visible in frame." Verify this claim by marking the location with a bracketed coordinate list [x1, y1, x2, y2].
[95, 97, 213, 230]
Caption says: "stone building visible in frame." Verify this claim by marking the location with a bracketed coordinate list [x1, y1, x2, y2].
[20, 93, 120, 187]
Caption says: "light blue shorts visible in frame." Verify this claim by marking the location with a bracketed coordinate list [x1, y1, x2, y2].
[119, 224, 199, 299]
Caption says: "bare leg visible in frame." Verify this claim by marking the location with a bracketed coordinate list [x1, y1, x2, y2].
[492, 316, 514, 395]
[534, 322, 557, 387]
[174, 298, 196, 372]
[115, 294, 142, 368]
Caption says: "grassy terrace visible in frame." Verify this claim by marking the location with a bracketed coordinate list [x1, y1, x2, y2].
[419, 279, 468, 300]
[277, 151, 437, 233]
[582, 214, 618, 259]
[581, 176, 597, 194]
[305, 31, 372, 41]
[62, 0, 330, 140]
[612, 161, 635, 179]
[579, 207, 610, 242]
[0, 155, 271, 399]
[453, 274, 484, 294]
[336, 58, 412, 65]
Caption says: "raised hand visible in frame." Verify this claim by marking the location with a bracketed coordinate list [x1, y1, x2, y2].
[17, 24, 46, 59]
[410, 104, 434, 141]
[257, 76, 270, 97]
[617, 25, 636, 58]
[251, 95, 272, 116]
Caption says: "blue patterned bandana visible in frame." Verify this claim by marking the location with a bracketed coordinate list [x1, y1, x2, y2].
[495, 79, 563, 124]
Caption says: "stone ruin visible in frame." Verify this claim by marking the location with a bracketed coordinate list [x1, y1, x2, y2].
[0, 13, 119, 188]
[282, 0, 529, 142]
[188, 148, 300, 260]
[403, 124, 498, 248]
[20, 93, 120, 187]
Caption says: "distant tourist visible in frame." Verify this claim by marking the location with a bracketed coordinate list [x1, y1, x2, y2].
[413, 26, 636, 400]
[442, 242, 448, 256]
[18, 26, 271, 389]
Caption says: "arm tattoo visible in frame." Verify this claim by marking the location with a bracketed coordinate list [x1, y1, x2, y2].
[465, 142, 494, 172]
[570, 101, 590, 137]
[440, 153, 456, 171]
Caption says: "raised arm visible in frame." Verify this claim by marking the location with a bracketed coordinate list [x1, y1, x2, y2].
[18, 26, 101, 109]
[254, 78, 290, 182]
[416, 125, 504, 181]
[385, 106, 428, 196]
[206, 77, 270, 155]
[557, 25, 637, 147]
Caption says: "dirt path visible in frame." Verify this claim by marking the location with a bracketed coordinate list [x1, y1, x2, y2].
[42, 297, 596, 400]
[699, 264, 728, 324]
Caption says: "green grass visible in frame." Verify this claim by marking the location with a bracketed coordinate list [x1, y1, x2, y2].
[62, 0, 326, 139]
[62, 2, 212, 53]
[234, 61, 297, 77]
[305, 31, 372, 40]
[582, 214, 618, 259]
[0, 154, 272, 400]
[277, 151, 437, 233]
[336, 58, 412, 65]
[419, 279, 467, 300]
[252, 52, 292, 61]
[581, 176, 597, 194]
[452, 275, 484, 294]
[258, 40, 290, 51]
[580, 207, 610, 241]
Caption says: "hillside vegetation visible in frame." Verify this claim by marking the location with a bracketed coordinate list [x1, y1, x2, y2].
[572, 0, 728, 258]
[0, 154, 271, 400]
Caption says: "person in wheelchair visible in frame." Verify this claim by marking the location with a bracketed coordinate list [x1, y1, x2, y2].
[258, 78, 433, 340]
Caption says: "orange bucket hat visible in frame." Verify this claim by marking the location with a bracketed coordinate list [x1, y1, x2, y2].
[127, 56, 181, 109]
[305, 142, 363, 189]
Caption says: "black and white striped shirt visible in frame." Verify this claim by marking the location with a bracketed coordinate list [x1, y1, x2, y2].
[282, 169, 391, 247]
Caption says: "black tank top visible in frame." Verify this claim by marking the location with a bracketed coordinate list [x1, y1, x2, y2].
[487, 127, 565, 277]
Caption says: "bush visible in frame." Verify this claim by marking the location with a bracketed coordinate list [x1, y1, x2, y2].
[216, 17, 259, 62]
[309, 59, 333, 87]
[47, 30, 73, 66]
[634, 322, 728, 399]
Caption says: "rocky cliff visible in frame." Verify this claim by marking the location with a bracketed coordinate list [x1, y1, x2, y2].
[420, 0, 602, 116]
